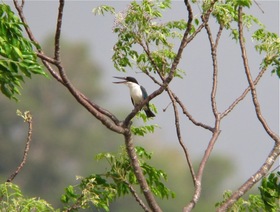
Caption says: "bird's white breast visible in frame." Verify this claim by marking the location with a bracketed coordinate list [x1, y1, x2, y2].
[126, 82, 143, 105]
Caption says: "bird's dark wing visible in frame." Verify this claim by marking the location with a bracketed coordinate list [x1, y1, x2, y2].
[131, 97, 135, 106]
[140, 85, 148, 100]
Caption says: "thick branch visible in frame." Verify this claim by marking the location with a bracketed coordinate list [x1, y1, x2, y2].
[184, 117, 221, 212]
[124, 129, 162, 212]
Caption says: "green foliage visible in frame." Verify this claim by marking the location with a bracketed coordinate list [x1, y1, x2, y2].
[61, 146, 174, 211]
[216, 172, 280, 212]
[216, 190, 265, 211]
[259, 171, 280, 211]
[252, 29, 280, 77]
[93, 0, 186, 78]
[0, 4, 46, 100]
[0, 182, 57, 212]
[131, 104, 159, 136]
[92, 5, 115, 16]
[211, 0, 261, 31]
[209, 0, 280, 78]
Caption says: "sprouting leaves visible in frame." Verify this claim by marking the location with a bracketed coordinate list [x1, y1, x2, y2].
[107, 0, 186, 78]
[0, 182, 57, 212]
[92, 5, 115, 16]
[0, 4, 46, 100]
[252, 29, 280, 77]
[61, 146, 175, 211]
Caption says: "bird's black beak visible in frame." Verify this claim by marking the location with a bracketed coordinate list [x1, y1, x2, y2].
[113, 76, 127, 84]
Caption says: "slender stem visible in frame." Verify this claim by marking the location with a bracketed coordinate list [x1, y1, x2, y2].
[7, 112, 33, 182]
[221, 67, 267, 119]
[166, 88, 196, 185]
[124, 180, 150, 212]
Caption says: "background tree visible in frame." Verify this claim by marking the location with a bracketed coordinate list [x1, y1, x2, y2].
[0, 0, 279, 211]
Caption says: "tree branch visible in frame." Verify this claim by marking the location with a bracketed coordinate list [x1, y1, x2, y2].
[7, 111, 33, 182]
[217, 143, 280, 211]
[166, 88, 196, 185]
[124, 130, 162, 212]
[221, 66, 267, 119]
[184, 117, 221, 212]
[124, 180, 150, 212]
[236, 7, 279, 143]
[217, 6, 280, 210]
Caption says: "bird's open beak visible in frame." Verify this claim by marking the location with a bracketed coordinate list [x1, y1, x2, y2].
[113, 76, 127, 84]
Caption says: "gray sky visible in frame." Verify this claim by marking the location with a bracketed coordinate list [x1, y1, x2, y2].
[8, 0, 279, 190]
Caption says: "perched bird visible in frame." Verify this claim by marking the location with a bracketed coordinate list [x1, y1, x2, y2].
[113, 76, 155, 118]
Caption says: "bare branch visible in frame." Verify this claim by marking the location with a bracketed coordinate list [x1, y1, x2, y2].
[237, 7, 279, 143]
[7, 111, 33, 182]
[54, 0, 64, 62]
[166, 88, 196, 185]
[204, 22, 223, 118]
[169, 90, 214, 132]
[124, 180, 150, 212]
[184, 117, 221, 212]
[221, 67, 267, 119]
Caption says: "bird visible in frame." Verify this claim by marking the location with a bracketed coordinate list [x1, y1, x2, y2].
[113, 76, 155, 118]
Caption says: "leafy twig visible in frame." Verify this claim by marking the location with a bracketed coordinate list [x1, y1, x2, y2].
[7, 111, 33, 182]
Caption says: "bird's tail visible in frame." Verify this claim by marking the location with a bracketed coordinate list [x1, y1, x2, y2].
[144, 108, 155, 118]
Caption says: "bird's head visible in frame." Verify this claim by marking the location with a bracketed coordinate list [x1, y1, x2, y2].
[113, 76, 139, 85]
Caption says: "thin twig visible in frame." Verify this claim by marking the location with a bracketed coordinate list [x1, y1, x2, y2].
[166, 88, 196, 185]
[204, 22, 222, 118]
[221, 67, 267, 119]
[7, 112, 33, 182]
[124, 180, 150, 212]
[170, 90, 214, 132]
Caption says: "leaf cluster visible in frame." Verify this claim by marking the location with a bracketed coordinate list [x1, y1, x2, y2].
[0, 4, 46, 100]
[131, 104, 158, 136]
[208, 0, 280, 78]
[252, 29, 280, 77]
[61, 146, 174, 211]
[259, 171, 280, 211]
[0, 182, 57, 212]
[216, 172, 280, 212]
[108, 0, 186, 78]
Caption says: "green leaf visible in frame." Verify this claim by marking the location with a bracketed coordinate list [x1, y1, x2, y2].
[0, 3, 46, 100]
